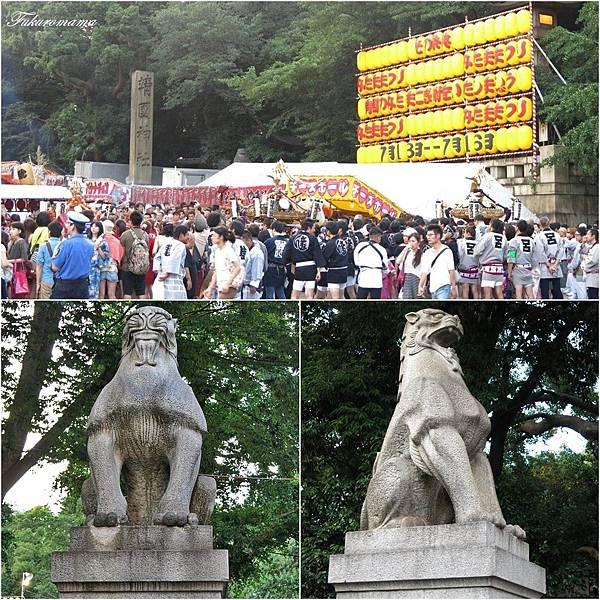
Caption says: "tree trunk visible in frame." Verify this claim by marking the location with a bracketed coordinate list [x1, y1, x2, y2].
[1, 303, 62, 491]
[489, 410, 516, 480]
[1, 362, 118, 500]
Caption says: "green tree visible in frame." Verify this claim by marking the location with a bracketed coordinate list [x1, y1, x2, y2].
[1, 499, 83, 599]
[301, 302, 598, 598]
[1, 302, 299, 596]
[228, 538, 299, 599]
[537, 2, 598, 179]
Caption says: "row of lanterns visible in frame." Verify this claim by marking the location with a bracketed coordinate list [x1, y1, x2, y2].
[357, 39, 532, 96]
[357, 97, 533, 143]
[356, 125, 534, 163]
[357, 9, 531, 71]
[357, 67, 533, 119]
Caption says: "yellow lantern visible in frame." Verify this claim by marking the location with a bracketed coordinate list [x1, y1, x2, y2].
[451, 53, 465, 77]
[421, 59, 432, 83]
[412, 112, 423, 136]
[357, 51, 368, 71]
[521, 38, 532, 64]
[484, 101, 497, 126]
[364, 49, 376, 71]
[474, 74, 487, 100]
[464, 23, 475, 46]
[405, 63, 418, 86]
[484, 18, 497, 43]
[516, 66, 532, 92]
[369, 145, 382, 163]
[483, 129, 498, 154]
[454, 134, 466, 157]
[441, 108, 454, 132]
[518, 125, 533, 150]
[495, 99, 508, 125]
[466, 131, 478, 155]
[357, 146, 369, 163]
[494, 15, 506, 41]
[357, 99, 367, 120]
[431, 108, 445, 133]
[451, 27, 465, 50]
[505, 98, 520, 123]
[381, 45, 393, 67]
[388, 42, 401, 66]
[452, 106, 465, 130]
[398, 40, 409, 63]
[464, 50, 476, 75]
[473, 21, 487, 45]
[452, 79, 465, 103]
[431, 135, 445, 159]
[431, 58, 444, 81]
[495, 127, 510, 152]
[516, 9, 531, 34]
[407, 38, 418, 60]
[396, 90, 408, 113]
[495, 43, 508, 69]
[507, 125, 521, 151]
[504, 12, 518, 37]
[495, 70, 507, 96]
[406, 113, 418, 136]
[422, 140, 435, 161]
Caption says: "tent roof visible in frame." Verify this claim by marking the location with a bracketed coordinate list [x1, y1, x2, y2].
[198, 162, 534, 219]
[0, 184, 73, 200]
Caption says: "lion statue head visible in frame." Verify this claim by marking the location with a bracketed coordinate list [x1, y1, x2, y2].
[121, 306, 178, 366]
[398, 309, 464, 396]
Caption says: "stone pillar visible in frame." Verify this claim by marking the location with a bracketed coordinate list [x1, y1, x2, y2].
[128, 70, 154, 184]
[329, 522, 546, 599]
[52, 525, 228, 599]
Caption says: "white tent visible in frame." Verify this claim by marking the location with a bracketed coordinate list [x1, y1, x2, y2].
[198, 162, 534, 220]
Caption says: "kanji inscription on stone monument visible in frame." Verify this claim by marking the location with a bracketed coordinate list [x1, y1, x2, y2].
[129, 71, 154, 184]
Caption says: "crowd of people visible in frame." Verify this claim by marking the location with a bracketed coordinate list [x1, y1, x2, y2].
[1, 201, 598, 301]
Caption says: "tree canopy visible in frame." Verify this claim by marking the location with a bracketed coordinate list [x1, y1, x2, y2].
[301, 301, 598, 599]
[1, 301, 299, 598]
[2, 1, 596, 176]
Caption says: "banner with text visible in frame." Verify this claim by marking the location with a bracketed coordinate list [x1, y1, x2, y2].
[356, 7, 535, 163]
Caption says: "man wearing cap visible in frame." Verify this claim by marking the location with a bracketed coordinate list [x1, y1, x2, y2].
[50, 211, 94, 299]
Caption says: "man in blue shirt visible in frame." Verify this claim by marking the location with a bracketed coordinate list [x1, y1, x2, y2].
[35, 220, 62, 299]
[51, 211, 93, 299]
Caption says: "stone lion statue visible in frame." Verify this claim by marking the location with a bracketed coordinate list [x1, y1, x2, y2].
[81, 306, 216, 527]
[360, 308, 525, 539]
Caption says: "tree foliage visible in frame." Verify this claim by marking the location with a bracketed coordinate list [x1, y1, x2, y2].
[4, 2, 594, 172]
[1, 499, 81, 599]
[1, 301, 299, 597]
[537, 1, 599, 179]
[300, 302, 598, 598]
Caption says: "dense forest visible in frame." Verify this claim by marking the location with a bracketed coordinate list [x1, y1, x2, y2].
[301, 302, 598, 598]
[1, 1, 597, 178]
[1, 302, 299, 598]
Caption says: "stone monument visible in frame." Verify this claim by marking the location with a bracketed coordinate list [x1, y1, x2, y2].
[52, 306, 229, 598]
[328, 309, 545, 599]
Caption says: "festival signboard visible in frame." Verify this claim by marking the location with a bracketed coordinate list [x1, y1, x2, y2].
[356, 6, 535, 163]
[285, 176, 401, 218]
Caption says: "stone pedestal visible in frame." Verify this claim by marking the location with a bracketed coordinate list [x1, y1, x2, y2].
[328, 522, 546, 599]
[52, 525, 228, 598]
